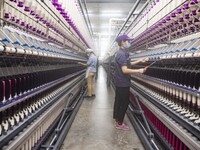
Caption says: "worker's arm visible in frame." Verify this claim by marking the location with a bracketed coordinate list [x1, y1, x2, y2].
[77, 62, 88, 67]
[121, 66, 145, 74]
[130, 58, 147, 65]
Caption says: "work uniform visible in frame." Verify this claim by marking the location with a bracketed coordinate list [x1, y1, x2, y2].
[113, 48, 131, 123]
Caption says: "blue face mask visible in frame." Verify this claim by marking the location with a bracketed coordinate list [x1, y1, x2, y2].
[125, 42, 131, 49]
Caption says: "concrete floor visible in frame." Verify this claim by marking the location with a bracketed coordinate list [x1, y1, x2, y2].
[60, 66, 144, 150]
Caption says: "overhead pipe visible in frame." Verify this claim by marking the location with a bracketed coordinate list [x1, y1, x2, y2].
[126, 0, 150, 34]
[114, 0, 143, 39]
[108, 0, 145, 57]
[77, 0, 94, 43]
[108, 0, 150, 57]
[108, 18, 126, 48]
[83, 0, 94, 38]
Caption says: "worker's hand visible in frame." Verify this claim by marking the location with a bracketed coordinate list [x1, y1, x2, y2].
[138, 68, 145, 73]
[139, 57, 148, 63]
[144, 66, 148, 71]
[77, 62, 81, 64]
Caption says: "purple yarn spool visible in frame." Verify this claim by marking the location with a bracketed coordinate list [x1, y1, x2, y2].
[190, 0, 198, 4]
[185, 14, 190, 19]
[183, 3, 189, 10]
[166, 16, 170, 21]
[24, 6, 30, 12]
[192, 10, 197, 15]
[179, 18, 184, 22]
[17, 1, 23, 7]
[30, 11, 35, 16]
[57, 4, 62, 11]
[11, 16, 15, 21]
[52, 0, 59, 6]
[16, 19, 20, 24]
[177, 8, 182, 14]
[4, 13, 9, 18]
[171, 13, 176, 18]
[21, 22, 25, 26]
[194, 18, 199, 23]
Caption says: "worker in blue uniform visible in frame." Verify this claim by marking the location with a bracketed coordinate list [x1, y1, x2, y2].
[114, 34, 147, 130]
[78, 49, 97, 98]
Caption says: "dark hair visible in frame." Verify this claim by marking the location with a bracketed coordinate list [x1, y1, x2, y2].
[118, 40, 127, 46]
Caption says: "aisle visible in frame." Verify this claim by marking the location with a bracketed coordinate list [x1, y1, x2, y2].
[60, 66, 144, 150]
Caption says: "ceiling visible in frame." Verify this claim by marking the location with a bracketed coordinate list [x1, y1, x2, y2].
[81, 0, 147, 59]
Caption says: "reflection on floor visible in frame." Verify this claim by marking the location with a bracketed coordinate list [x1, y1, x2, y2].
[60, 66, 144, 150]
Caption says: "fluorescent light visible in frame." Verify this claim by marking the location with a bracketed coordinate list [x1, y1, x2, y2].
[100, 10, 123, 14]
[88, 13, 125, 17]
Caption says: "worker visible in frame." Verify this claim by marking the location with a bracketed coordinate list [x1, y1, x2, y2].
[78, 48, 97, 98]
[114, 34, 147, 130]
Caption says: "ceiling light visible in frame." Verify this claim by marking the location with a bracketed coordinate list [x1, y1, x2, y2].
[100, 10, 123, 14]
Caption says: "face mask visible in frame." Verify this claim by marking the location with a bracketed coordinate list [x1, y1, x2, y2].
[124, 42, 131, 49]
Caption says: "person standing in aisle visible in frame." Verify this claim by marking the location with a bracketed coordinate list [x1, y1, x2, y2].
[78, 49, 97, 98]
[114, 34, 146, 130]
[95, 57, 99, 80]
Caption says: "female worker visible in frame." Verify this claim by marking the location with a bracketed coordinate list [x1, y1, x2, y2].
[114, 34, 147, 130]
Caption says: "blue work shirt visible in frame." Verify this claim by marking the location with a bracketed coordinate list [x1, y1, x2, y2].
[114, 49, 131, 87]
[87, 53, 97, 73]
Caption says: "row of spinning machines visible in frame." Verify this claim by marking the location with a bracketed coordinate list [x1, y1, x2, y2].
[0, 26, 86, 149]
[130, 38, 200, 150]
[104, 36, 200, 149]
[0, 0, 89, 149]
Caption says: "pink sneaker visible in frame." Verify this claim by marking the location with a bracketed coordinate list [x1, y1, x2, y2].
[115, 123, 130, 131]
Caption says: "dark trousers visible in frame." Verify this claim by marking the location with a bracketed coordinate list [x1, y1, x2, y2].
[113, 86, 130, 123]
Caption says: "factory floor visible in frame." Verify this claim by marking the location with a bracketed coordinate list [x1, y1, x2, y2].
[60, 66, 144, 150]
